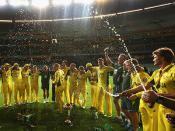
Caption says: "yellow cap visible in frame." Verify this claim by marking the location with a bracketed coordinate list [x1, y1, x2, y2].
[4, 63, 10, 67]
[24, 64, 29, 68]
[86, 63, 92, 68]
[13, 63, 19, 67]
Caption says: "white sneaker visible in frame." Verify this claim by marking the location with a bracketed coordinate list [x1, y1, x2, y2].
[46, 98, 49, 103]
[44, 99, 46, 103]
[82, 106, 85, 109]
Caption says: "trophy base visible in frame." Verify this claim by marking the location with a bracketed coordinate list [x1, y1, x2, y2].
[64, 119, 73, 127]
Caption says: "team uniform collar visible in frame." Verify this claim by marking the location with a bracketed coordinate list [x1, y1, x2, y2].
[161, 63, 174, 72]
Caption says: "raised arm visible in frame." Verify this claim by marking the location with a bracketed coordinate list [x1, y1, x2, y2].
[104, 48, 113, 66]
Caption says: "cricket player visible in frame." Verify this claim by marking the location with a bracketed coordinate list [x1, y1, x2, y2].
[30, 65, 40, 103]
[41, 65, 50, 103]
[61, 60, 70, 104]
[21, 64, 31, 103]
[86, 63, 99, 109]
[11, 63, 24, 104]
[75, 66, 90, 108]
[97, 58, 114, 116]
[0, 67, 2, 96]
[121, 47, 175, 131]
[105, 48, 127, 120]
[67, 63, 78, 105]
[1, 63, 12, 106]
[53, 63, 64, 113]
[124, 59, 156, 131]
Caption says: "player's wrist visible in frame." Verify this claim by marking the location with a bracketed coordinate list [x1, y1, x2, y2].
[156, 95, 164, 104]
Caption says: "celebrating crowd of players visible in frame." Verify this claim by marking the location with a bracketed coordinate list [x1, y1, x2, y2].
[0, 47, 175, 131]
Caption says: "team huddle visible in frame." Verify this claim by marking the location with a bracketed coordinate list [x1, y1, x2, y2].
[0, 63, 46, 105]
[0, 47, 175, 131]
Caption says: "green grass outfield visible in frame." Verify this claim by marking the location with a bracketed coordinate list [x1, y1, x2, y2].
[0, 77, 142, 131]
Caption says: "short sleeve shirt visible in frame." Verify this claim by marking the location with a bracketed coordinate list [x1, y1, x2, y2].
[148, 63, 175, 93]
[98, 66, 114, 88]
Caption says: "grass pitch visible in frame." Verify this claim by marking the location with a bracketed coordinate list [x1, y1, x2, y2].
[0, 76, 128, 131]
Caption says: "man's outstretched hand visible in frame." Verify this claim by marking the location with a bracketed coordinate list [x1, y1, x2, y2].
[166, 113, 175, 125]
[142, 90, 158, 103]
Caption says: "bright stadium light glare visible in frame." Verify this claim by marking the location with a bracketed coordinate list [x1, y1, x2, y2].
[0, 0, 7, 6]
[52, 0, 71, 6]
[74, 0, 95, 4]
[32, 0, 49, 8]
[9, 0, 29, 6]
[96, 0, 106, 3]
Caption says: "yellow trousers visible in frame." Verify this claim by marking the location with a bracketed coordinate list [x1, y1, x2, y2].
[74, 86, 87, 107]
[152, 103, 159, 131]
[3, 81, 12, 106]
[63, 80, 70, 103]
[90, 84, 99, 108]
[55, 86, 64, 113]
[0, 79, 2, 95]
[13, 82, 19, 104]
[19, 87, 25, 104]
[24, 80, 30, 102]
[158, 105, 175, 131]
[31, 81, 39, 103]
[14, 80, 25, 104]
[98, 86, 112, 116]
[69, 84, 77, 104]
[139, 100, 158, 131]
[80, 87, 87, 107]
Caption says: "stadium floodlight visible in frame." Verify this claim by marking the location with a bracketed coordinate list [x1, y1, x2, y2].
[32, 0, 49, 8]
[52, 0, 72, 6]
[9, 0, 29, 6]
[74, 0, 95, 5]
[0, 0, 7, 6]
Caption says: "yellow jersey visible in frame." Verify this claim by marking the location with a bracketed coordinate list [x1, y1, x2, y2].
[88, 67, 98, 85]
[54, 69, 64, 88]
[0, 68, 2, 80]
[31, 71, 40, 83]
[131, 71, 151, 110]
[21, 68, 31, 81]
[2, 69, 12, 83]
[69, 70, 78, 87]
[12, 68, 22, 82]
[78, 71, 90, 88]
[148, 63, 175, 94]
[97, 66, 114, 88]
[131, 71, 150, 97]
[61, 67, 70, 80]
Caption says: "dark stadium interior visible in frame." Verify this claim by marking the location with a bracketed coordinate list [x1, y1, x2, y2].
[0, 0, 175, 69]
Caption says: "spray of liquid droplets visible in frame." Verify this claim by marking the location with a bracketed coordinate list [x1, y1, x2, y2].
[5, 9, 52, 68]
[103, 18, 147, 92]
